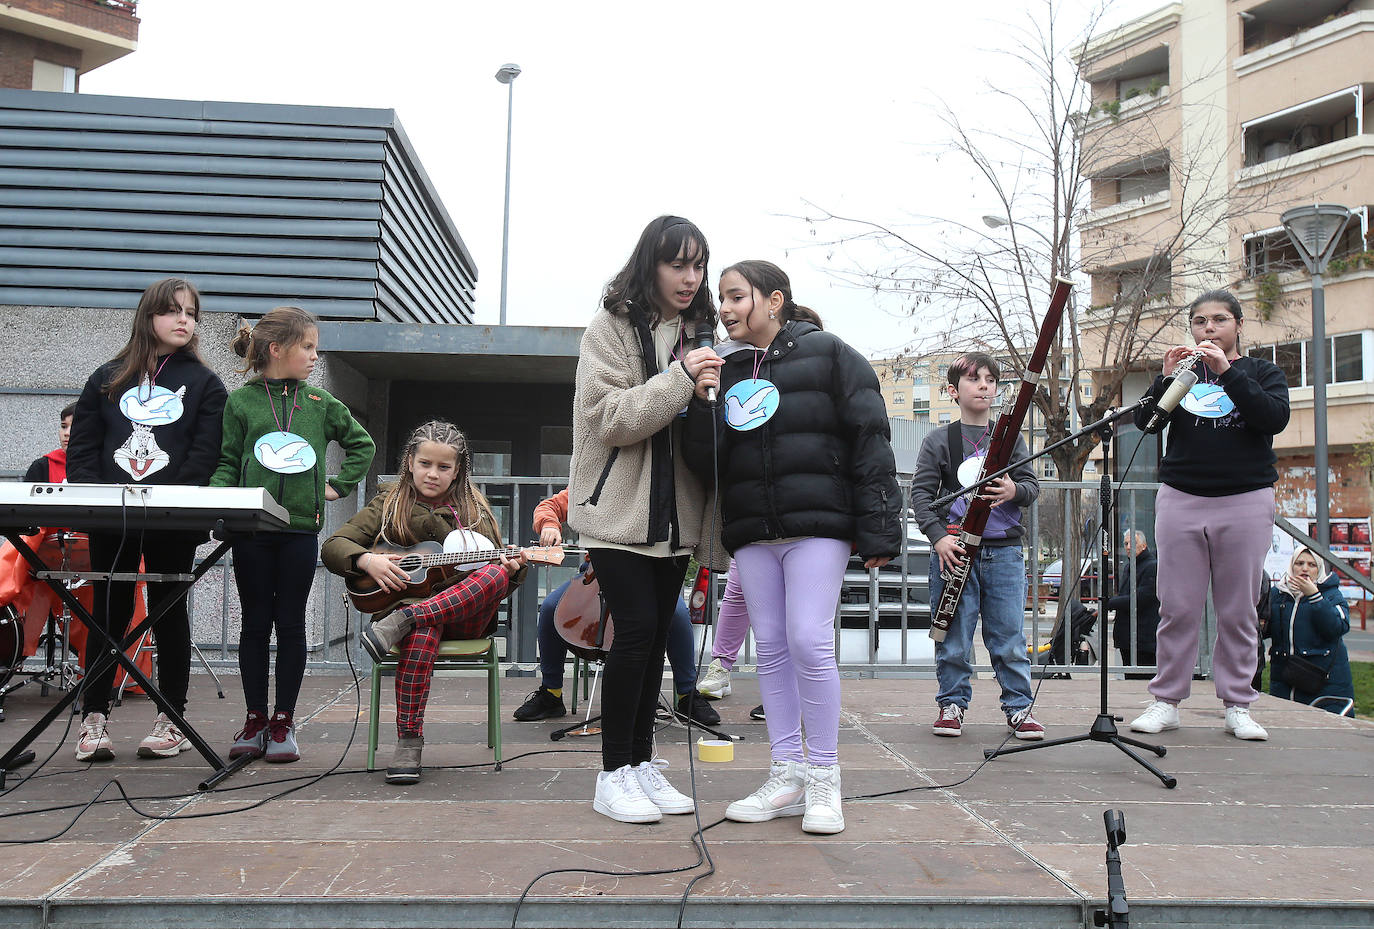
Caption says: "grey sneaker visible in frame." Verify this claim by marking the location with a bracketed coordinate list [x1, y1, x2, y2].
[386, 735, 424, 784]
[228, 710, 268, 760]
[362, 608, 416, 662]
[263, 711, 299, 763]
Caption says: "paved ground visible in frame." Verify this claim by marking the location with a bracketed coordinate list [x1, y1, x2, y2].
[0, 668, 1371, 928]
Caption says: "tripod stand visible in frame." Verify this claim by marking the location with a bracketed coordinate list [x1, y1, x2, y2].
[981, 407, 1176, 788]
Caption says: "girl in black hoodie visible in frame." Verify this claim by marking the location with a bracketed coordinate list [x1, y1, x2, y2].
[66, 278, 227, 763]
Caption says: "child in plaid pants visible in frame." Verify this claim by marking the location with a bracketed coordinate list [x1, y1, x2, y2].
[322, 420, 526, 783]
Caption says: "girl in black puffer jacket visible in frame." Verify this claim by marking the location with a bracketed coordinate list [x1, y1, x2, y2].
[685, 260, 901, 836]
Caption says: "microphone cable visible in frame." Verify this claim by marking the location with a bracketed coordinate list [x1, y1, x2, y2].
[511, 358, 726, 929]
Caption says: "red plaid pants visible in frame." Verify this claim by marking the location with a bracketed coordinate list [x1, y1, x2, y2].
[394, 564, 508, 738]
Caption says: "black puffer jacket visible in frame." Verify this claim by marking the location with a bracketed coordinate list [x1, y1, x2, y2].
[684, 321, 901, 560]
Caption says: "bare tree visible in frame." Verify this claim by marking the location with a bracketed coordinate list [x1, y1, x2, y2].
[799, 0, 1286, 606]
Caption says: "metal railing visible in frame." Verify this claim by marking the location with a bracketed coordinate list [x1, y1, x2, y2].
[11, 471, 1353, 686]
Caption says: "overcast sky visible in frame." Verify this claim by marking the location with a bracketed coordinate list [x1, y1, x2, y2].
[83, 0, 1163, 357]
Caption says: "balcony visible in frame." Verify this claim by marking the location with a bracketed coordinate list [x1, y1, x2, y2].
[1238, 2, 1370, 72]
[1081, 84, 1170, 134]
[0, 0, 138, 73]
[1080, 189, 1169, 231]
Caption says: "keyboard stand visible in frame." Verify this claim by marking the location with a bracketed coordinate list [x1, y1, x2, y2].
[0, 521, 254, 790]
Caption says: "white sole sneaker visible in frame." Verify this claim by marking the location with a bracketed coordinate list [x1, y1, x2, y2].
[592, 797, 662, 823]
[726, 798, 805, 822]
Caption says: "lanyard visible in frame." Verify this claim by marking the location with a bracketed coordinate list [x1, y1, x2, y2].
[141, 355, 171, 401]
[444, 502, 465, 530]
[264, 381, 301, 434]
[669, 325, 685, 363]
[965, 424, 991, 456]
[750, 348, 766, 381]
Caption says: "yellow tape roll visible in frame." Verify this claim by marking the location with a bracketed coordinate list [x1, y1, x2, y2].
[696, 738, 734, 763]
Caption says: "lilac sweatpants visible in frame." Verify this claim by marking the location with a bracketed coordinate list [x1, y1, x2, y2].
[711, 560, 750, 669]
[1150, 484, 1274, 706]
[733, 537, 850, 766]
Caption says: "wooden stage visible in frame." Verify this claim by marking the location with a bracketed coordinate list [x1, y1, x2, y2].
[1, 669, 1371, 928]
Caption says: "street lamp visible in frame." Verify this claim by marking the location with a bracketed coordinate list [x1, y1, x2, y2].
[495, 63, 521, 326]
[1280, 202, 1353, 550]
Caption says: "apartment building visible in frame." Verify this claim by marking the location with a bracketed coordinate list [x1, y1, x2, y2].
[1077, 0, 1374, 521]
[0, 0, 137, 91]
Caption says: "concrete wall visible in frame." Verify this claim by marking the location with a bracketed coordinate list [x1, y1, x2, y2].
[1, 303, 385, 658]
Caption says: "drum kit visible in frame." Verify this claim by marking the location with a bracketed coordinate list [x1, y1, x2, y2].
[0, 530, 89, 720]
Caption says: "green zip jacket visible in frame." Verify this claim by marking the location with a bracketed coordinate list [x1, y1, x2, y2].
[210, 378, 375, 532]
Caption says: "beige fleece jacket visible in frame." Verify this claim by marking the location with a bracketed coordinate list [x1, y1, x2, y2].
[567, 308, 711, 552]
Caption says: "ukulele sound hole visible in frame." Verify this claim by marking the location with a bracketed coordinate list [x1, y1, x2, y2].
[398, 555, 422, 572]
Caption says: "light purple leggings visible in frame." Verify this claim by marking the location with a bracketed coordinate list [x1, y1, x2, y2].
[734, 537, 850, 767]
[711, 560, 749, 669]
[1150, 484, 1274, 706]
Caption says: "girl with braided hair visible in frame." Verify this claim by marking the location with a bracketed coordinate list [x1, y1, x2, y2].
[322, 420, 527, 783]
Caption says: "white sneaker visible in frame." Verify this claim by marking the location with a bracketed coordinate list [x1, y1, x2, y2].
[801, 764, 844, 835]
[725, 760, 807, 823]
[632, 760, 695, 814]
[138, 712, 191, 758]
[1129, 701, 1180, 734]
[593, 765, 662, 823]
[697, 659, 732, 699]
[1224, 706, 1268, 741]
[76, 712, 114, 762]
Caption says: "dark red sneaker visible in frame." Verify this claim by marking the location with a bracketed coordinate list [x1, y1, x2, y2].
[1008, 708, 1045, 740]
[932, 703, 964, 737]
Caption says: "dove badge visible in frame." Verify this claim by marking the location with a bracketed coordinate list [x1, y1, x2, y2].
[254, 431, 318, 474]
[1180, 383, 1235, 419]
[722, 378, 780, 432]
[956, 454, 986, 495]
[118, 382, 186, 426]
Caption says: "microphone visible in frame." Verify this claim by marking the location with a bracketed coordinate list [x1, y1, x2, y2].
[1141, 368, 1198, 434]
[695, 322, 717, 403]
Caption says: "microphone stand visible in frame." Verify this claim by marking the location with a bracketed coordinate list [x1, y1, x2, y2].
[957, 399, 1175, 788]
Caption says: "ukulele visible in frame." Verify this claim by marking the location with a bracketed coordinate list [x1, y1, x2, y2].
[346, 529, 567, 614]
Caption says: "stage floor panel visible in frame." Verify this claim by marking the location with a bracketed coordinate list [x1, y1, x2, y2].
[0, 669, 1370, 928]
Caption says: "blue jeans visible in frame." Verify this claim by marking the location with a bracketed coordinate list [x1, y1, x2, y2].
[929, 545, 1032, 713]
[538, 576, 695, 695]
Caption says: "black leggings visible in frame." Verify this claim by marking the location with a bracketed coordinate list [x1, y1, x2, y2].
[83, 531, 199, 718]
[232, 532, 318, 716]
[588, 549, 688, 772]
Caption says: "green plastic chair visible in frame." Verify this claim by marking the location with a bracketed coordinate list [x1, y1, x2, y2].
[367, 637, 502, 771]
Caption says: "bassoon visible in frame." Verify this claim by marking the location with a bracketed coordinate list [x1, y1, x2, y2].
[929, 278, 1073, 642]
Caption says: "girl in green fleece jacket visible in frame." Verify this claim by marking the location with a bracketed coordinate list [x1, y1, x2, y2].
[211, 306, 375, 763]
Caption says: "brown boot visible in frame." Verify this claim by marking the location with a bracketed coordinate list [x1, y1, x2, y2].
[385, 735, 423, 784]
[362, 608, 415, 662]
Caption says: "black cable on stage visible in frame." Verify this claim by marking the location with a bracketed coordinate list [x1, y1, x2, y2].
[0, 490, 138, 797]
[511, 379, 727, 929]
[0, 582, 612, 842]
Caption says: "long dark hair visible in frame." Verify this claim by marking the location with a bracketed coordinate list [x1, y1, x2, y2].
[602, 215, 716, 329]
[719, 259, 818, 327]
[104, 278, 206, 401]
